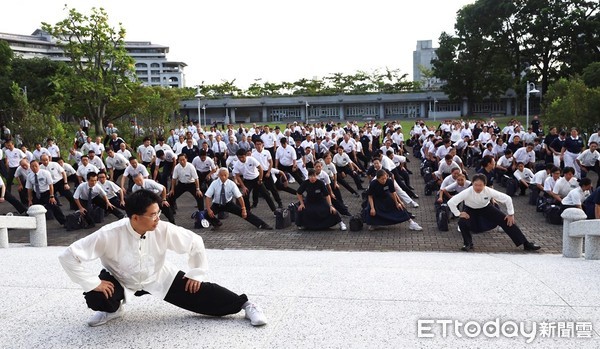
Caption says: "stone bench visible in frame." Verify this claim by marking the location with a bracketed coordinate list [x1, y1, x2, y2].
[0, 205, 48, 248]
[561, 208, 600, 260]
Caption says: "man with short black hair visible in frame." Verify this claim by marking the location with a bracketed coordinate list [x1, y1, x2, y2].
[168, 154, 204, 211]
[58, 189, 267, 327]
[26, 160, 67, 225]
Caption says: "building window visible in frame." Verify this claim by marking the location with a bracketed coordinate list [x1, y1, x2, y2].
[150, 70, 160, 75]
[435, 102, 461, 112]
[345, 104, 379, 117]
[384, 103, 420, 117]
[472, 101, 505, 113]
[139, 77, 148, 82]
[151, 77, 160, 82]
[270, 107, 301, 121]
[136, 70, 147, 76]
[307, 105, 339, 118]
[150, 63, 160, 68]
[135, 63, 147, 68]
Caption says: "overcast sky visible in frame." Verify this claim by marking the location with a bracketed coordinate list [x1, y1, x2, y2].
[1, 0, 474, 89]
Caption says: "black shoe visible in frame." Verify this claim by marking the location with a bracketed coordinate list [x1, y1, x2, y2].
[407, 170, 413, 174]
[251, 202, 258, 208]
[259, 224, 273, 230]
[524, 242, 541, 251]
[412, 194, 419, 199]
[461, 244, 474, 252]
[408, 185, 415, 190]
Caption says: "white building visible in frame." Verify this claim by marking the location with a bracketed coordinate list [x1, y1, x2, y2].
[0, 29, 186, 88]
[412, 40, 441, 89]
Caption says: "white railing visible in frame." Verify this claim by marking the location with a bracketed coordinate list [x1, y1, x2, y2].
[561, 208, 600, 260]
[0, 205, 48, 248]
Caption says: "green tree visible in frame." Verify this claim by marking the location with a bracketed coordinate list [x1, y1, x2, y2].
[42, 6, 137, 135]
[582, 61, 600, 88]
[0, 40, 14, 120]
[543, 77, 600, 135]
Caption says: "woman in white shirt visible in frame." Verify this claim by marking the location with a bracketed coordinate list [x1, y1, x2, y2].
[447, 173, 541, 252]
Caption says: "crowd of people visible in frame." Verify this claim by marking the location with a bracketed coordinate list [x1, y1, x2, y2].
[412, 116, 600, 251]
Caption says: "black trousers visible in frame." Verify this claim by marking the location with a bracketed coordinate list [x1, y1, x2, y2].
[32, 191, 66, 225]
[336, 165, 364, 190]
[6, 166, 17, 194]
[214, 153, 226, 167]
[207, 201, 268, 228]
[159, 163, 174, 190]
[54, 179, 77, 210]
[84, 270, 247, 317]
[252, 175, 282, 206]
[5, 191, 26, 213]
[243, 177, 275, 212]
[169, 182, 204, 210]
[274, 178, 297, 195]
[278, 164, 304, 184]
[458, 204, 528, 247]
[80, 196, 125, 220]
[111, 168, 125, 184]
[581, 162, 600, 187]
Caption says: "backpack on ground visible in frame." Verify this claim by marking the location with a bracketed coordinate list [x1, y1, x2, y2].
[288, 202, 298, 222]
[544, 205, 563, 225]
[349, 215, 363, 231]
[90, 205, 105, 224]
[528, 188, 539, 206]
[65, 212, 91, 231]
[504, 176, 517, 197]
[275, 208, 291, 229]
[435, 202, 450, 231]
[536, 197, 548, 213]
[191, 210, 210, 229]
[424, 180, 439, 196]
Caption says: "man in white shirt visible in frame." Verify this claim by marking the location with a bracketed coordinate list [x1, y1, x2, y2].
[45, 138, 61, 161]
[26, 160, 67, 225]
[576, 141, 600, 187]
[131, 172, 174, 224]
[87, 151, 106, 171]
[513, 143, 536, 168]
[90, 137, 106, 158]
[212, 134, 227, 167]
[233, 149, 276, 213]
[168, 153, 204, 211]
[121, 157, 149, 193]
[205, 167, 273, 230]
[59, 189, 267, 327]
[448, 173, 541, 252]
[74, 172, 124, 223]
[552, 167, 579, 200]
[544, 167, 563, 203]
[4, 140, 26, 194]
[561, 178, 592, 210]
[513, 162, 535, 196]
[191, 149, 217, 189]
[259, 126, 276, 159]
[275, 137, 304, 184]
[252, 139, 283, 209]
[40, 155, 77, 210]
[76, 155, 100, 184]
[333, 146, 364, 191]
[105, 148, 129, 184]
[98, 171, 125, 210]
[137, 137, 156, 168]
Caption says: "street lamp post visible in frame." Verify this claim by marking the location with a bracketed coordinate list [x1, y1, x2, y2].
[433, 99, 438, 122]
[202, 104, 207, 129]
[526, 81, 539, 130]
[305, 102, 309, 123]
[195, 91, 204, 129]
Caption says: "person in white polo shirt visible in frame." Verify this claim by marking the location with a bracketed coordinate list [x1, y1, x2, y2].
[121, 157, 149, 193]
[74, 172, 125, 225]
[137, 137, 156, 168]
[105, 148, 128, 184]
[40, 155, 77, 210]
[552, 167, 579, 200]
[4, 140, 26, 194]
[132, 172, 174, 224]
[275, 137, 304, 184]
[561, 177, 592, 210]
[576, 141, 600, 186]
[76, 155, 100, 184]
[513, 162, 535, 196]
[26, 160, 67, 225]
[251, 139, 283, 209]
[168, 153, 204, 212]
[233, 149, 276, 213]
[513, 143, 536, 169]
[447, 173, 540, 252]
[205, 167, 273, 230]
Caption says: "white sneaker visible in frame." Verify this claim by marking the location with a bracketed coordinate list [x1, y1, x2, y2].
[409, 221, 423, 231]
[457, 226, 461, 232]
[411, 201, 420, 208]
[288, 176, 296, 184]
[87, 306, 124, 327]
[340, 222, 347, 231]
[244, 303, 267, 326]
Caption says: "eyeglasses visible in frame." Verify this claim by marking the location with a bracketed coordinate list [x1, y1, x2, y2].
[140, 210, 161, 221]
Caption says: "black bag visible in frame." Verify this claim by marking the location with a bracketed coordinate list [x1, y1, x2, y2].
[544, 205, 563, 225]
[90, 205, 105, 224]
[424, 180, 439, 196]
[437, 203, 450, 231]
[505, 176, 517, 196]
[536, 197, 548, 212]
[275, 208, 291, 229]
[65, 212, 91, 231]
[528, 188, 538, 206]
[288, 202, 298, 223]
[349, 215, 363, 231]
[361, 190, 368, 202]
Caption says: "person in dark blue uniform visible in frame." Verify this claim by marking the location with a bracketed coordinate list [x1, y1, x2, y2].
[561, 128, 584, 178]
[295, 169, 345, 230]
[477, 155, 496, 188]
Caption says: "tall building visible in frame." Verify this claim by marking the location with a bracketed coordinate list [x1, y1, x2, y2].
[0, 29, 186, 88]
[412, 40, 440, 88]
